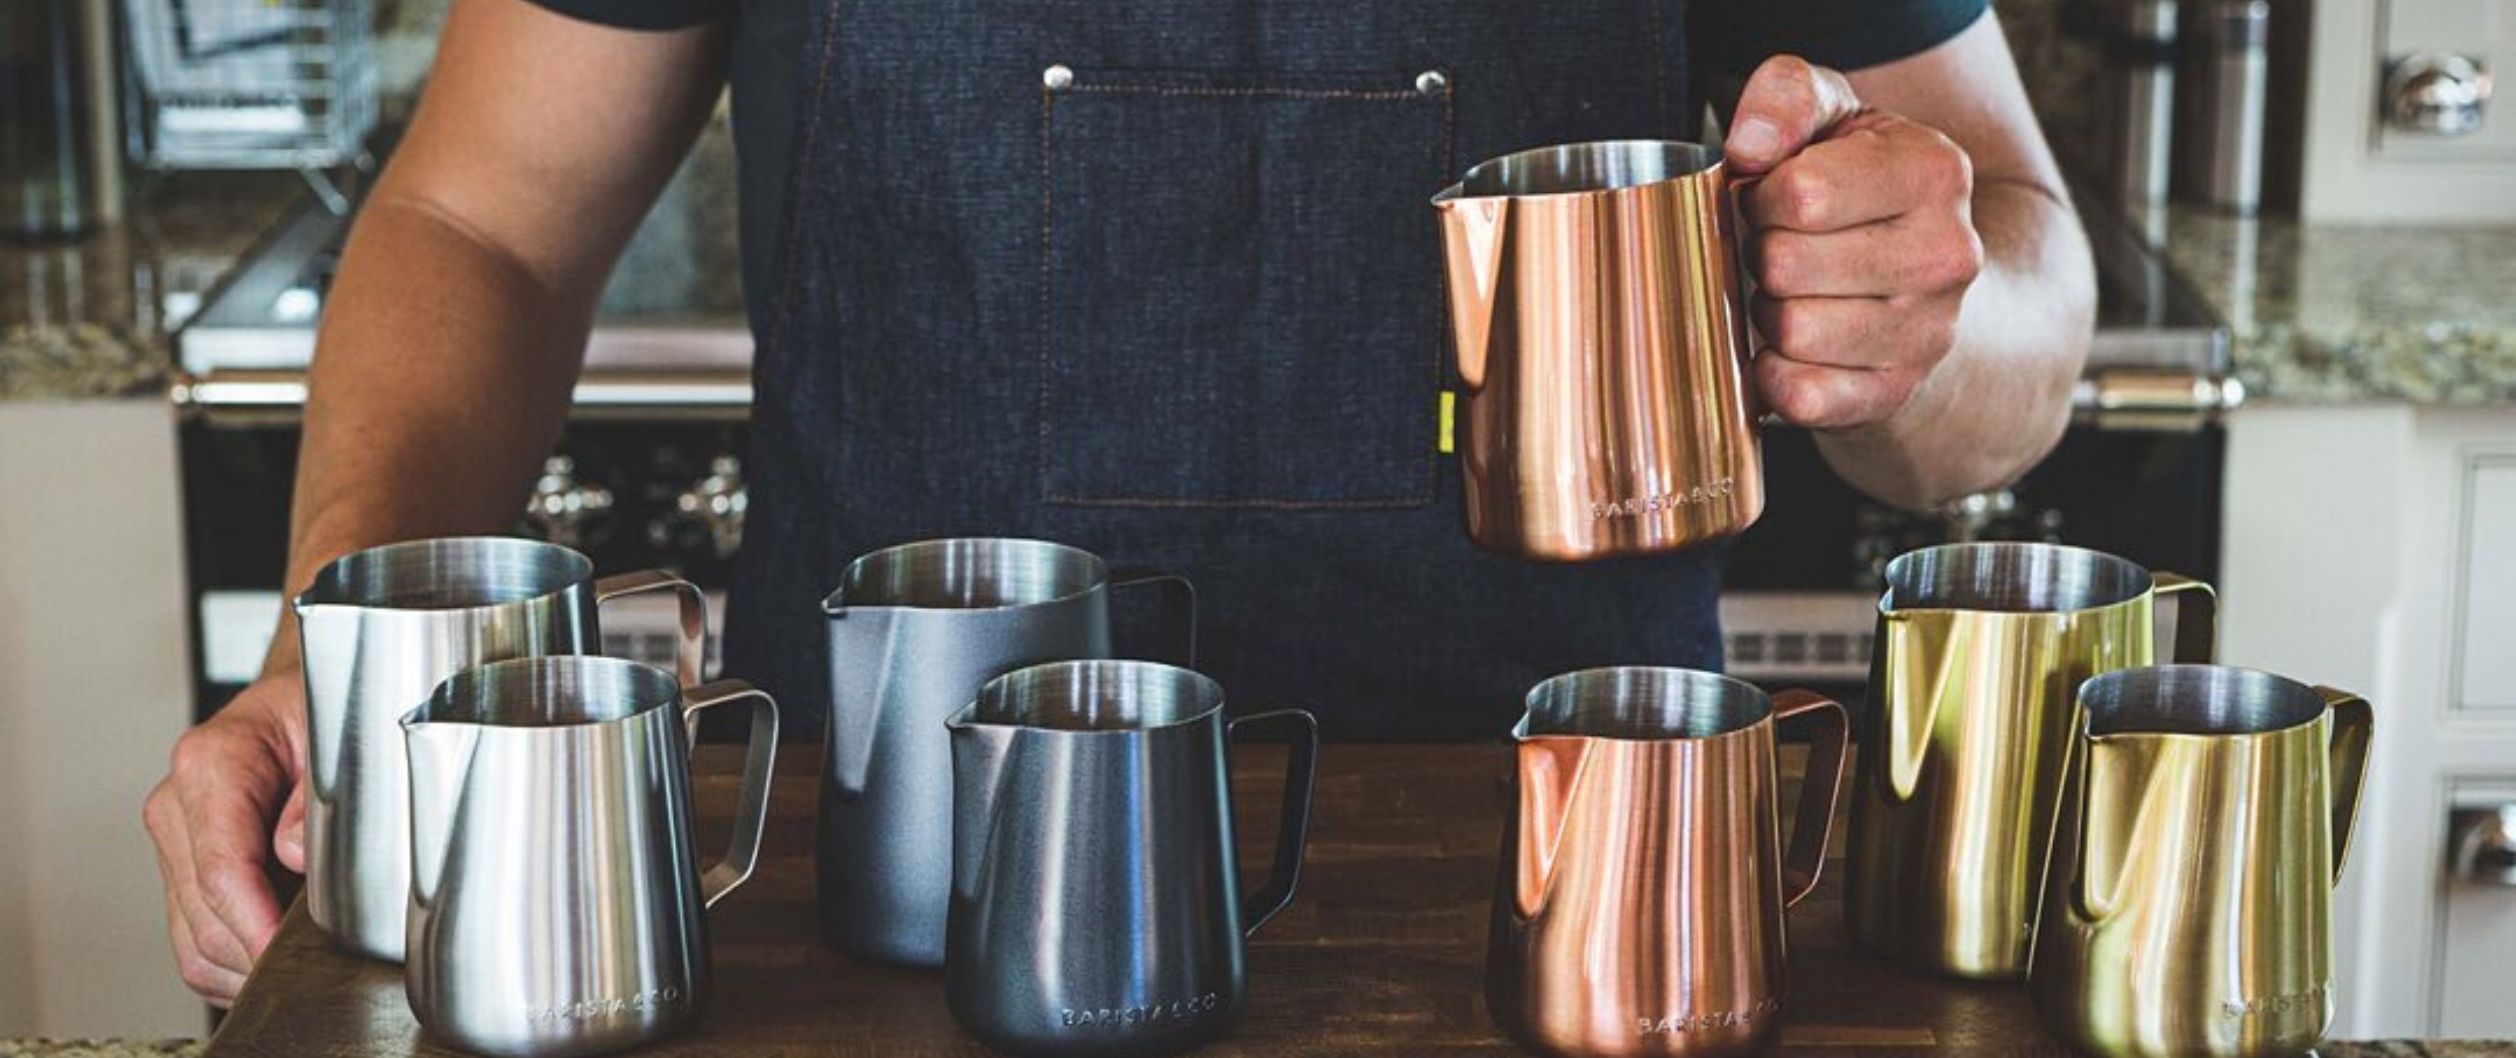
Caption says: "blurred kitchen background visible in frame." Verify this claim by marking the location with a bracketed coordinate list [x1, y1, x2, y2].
[2, 0, 2510, 1044]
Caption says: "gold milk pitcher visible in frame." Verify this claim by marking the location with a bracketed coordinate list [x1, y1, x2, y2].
[2030, 666, 2373, 1058]
[1432, 140, 1761, 562]
[1488, 667, 1849, 1058]
[1846, 542, 2216, 979]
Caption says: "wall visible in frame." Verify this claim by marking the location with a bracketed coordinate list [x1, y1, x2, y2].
[0, 400, 204, 1038]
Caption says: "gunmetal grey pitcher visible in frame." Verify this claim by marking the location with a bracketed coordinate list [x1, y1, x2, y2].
[402, 656, 776, 1058]
[819, 538, 1191, 966]
[295, 536, 705, 961]
[946, 660, 1316, 1058]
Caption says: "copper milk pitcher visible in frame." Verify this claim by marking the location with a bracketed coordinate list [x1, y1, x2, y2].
[1489, 668, 1849, 1058]
[1433, 141, 1761, 561]
[2030, 666, 2372, 1058]
[1847, 543, 2216, 980]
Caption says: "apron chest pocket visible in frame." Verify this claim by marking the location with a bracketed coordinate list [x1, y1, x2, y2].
[1038, 66, 1451, 509]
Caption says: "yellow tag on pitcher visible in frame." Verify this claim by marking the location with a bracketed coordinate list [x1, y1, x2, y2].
[1439, 390, 1456, 454]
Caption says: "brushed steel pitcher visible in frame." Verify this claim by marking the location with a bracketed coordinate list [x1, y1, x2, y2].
[295, 536, 705, 961]
[2030, 666, 2372, 1058]
[402, 656, 777, 1058]
[945, 660, 1317, 1058]
[1433, 140, 1761, 561]
[1488, 668, 1850, 1058]
[1847, 542, 2216, 980]
[820, 538, 1192, 967]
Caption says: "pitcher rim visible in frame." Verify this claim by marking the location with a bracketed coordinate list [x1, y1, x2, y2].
[1877, 541, 2159, 619]
[400, 655, 680, 733]
[2075, 664, 2333, 742]
[820, 536, 1111, 614]
[1512, 665, 1773, 743]
[1433, 139, 1723, 204]
[948, 659, 1227, 736]
[293, 535, 594, 614]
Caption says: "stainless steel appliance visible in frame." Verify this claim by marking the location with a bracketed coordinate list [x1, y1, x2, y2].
[294, 537, 705, 961]
[819, 538, 1194, 967]
[174, 177, 2232, 722]
[173, 194, 751, 720]
[404, 656, 777, 1058]
[945, 660, 1316, 1058]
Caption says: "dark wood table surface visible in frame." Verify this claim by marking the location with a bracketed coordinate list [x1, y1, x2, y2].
[195, 742, 2353, 1058]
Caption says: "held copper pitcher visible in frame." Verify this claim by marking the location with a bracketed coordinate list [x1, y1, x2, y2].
[2029, 666, 2373, 1058]
[1433, 140, 1762, 561]
[1488, 668, 1849, 1058]
[945, 661, 1317, 1058]
[1846, 542, 2216, 980]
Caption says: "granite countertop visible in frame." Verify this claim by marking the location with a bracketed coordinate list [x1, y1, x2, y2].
[0, 120, 742, 408]
[1, 172, 309, 402]
[2138, 204, 2516, 405]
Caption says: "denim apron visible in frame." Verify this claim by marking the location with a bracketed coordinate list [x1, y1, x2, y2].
[724, 0, 1726, 741]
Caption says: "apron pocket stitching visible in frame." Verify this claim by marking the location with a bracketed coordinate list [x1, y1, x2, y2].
[1036, 66, 1447, 510]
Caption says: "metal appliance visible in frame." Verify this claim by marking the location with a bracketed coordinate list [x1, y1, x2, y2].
[173, 194, 750, 720]
[173, 175, 2233, 722]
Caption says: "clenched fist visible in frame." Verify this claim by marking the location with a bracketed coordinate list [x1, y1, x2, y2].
[1726, 55, 1985, 429]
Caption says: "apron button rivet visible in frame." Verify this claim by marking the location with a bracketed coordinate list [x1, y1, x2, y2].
[1415, 69, 1448, 95]
[1043, 64, 1075, 91]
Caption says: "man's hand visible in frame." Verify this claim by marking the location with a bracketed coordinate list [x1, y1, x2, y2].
[1725, 55, 1985, 430]
[142, 674, 309, 1007]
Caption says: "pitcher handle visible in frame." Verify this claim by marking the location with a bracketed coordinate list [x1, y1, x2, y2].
[682, 679, 780, 910]
[2317, 686, 2374, 886]
[1769, 690, 1850, 908]
[595, 570, 709, 690]
[1110, 569, 1198, 668]
[2149, 573, 2217, 663]
[1228, 708, 1318, 937]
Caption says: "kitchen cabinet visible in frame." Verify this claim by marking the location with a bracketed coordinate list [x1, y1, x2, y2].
[0, 399, 203, 1038]
[2300, 0, 2513, 220]
[2222, 403, 2516, 1037]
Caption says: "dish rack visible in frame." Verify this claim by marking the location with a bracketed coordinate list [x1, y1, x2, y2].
[121, 0, 379, 212]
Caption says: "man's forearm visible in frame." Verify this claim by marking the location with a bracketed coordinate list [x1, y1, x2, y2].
[260, 194, 596, 676]
[1811, 178, 2095, 511]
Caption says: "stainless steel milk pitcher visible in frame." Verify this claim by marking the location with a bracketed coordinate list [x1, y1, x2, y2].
[946, 660, 1317, 1058]
[820, 538, 1193, 966]
[295, 536, 706, 961]
[402, 656, 777, 1058]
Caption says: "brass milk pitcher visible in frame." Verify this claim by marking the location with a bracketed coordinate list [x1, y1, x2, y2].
[2030, 666, 2373, 1058]
[1433, 140, 1761, 562]
[1488, 668, 1849, 1058]
[1847, 543, 2215, 979]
